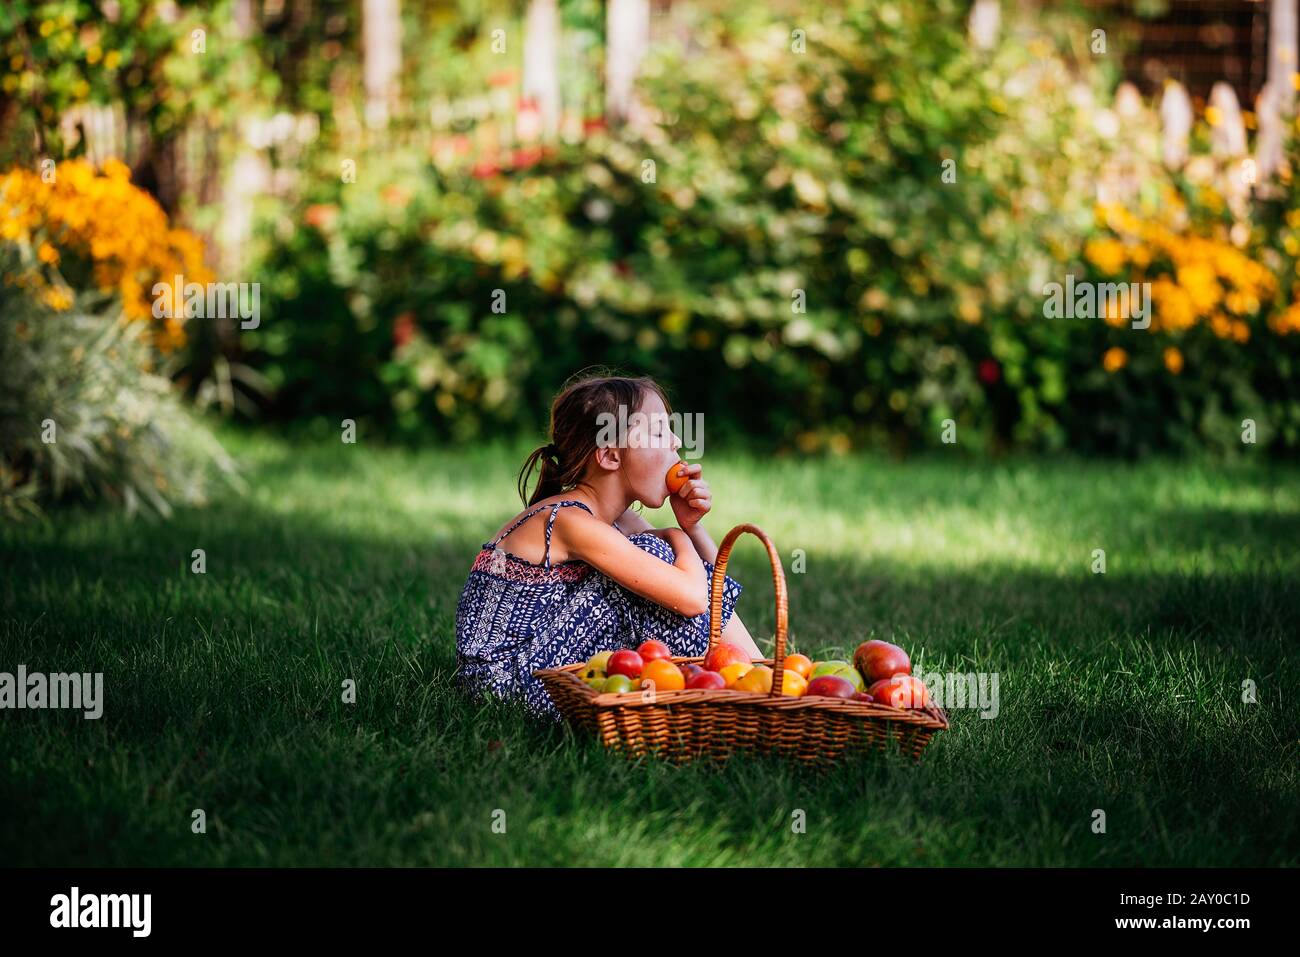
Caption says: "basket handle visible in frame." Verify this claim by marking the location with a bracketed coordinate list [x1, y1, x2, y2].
[705, 523, 790, 697]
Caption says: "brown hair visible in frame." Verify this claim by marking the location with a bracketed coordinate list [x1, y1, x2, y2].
[517, 368, 673, 506]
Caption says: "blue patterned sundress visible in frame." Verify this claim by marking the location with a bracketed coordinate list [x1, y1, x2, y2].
[454, 499, 744, 722]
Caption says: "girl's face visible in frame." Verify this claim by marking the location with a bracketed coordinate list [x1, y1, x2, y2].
[621, 391, 682, 507]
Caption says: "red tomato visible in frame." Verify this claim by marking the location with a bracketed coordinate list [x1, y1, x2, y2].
[607, 650, 644, 679]
[853, 640, 912, 684]
[867, 675, 930, 709]
[702, 642, 749, 673]
[805, 675, 857, 699]
[686, 671, 726, 690]
[637, 640, 673, 663]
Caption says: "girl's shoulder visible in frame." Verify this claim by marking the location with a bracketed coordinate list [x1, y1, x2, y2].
[489, 496, 596, 543]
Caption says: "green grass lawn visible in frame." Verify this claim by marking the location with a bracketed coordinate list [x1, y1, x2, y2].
[2, 431, 1297, 866]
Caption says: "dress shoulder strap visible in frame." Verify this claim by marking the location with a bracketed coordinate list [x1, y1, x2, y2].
[542, 500, 594, 569]
[487, 500, 596, 569]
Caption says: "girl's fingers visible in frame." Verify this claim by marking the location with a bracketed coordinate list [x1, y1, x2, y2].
[678, 478, 709, 497]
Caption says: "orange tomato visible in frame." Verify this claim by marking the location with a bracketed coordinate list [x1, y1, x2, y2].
[782, 653, 813, 680]
[641, 658, 686, 692]
[718, 662, 754, 687]
[665, 460, 688, 494]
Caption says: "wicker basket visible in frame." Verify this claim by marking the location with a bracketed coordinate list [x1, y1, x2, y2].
[534, 523, 948, 766]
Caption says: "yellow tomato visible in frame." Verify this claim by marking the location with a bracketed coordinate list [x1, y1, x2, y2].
[775, 670, 808, 697]
[718, 662, 753, 688]
[733, 665, 774, 694]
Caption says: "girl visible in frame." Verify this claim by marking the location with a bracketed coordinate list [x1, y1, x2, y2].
[454, 372, 761, 721]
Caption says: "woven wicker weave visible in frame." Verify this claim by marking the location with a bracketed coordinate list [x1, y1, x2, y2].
[534, 523, 948, 766]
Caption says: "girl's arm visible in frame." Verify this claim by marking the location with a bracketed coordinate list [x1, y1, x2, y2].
[561, 512, 708, 617]
[623, 511, 762, 659]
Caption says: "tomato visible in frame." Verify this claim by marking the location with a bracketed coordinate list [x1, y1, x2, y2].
[782, 653, 814, 680]
[703, 642, 750, 672]
[607, 649, 644, 679]
[641, 659, 685, 691]
[867, 675, 930, 709]
[853, 640, 911, 684]
[636, 640, 673, 663]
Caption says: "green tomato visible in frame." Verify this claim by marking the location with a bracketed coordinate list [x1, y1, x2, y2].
[828, 664, 865, 692]
[810, 660, 851, 679]
[601, 674, 635, 694]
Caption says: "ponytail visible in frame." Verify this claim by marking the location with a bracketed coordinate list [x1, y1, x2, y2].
[517, 443, 564, 506]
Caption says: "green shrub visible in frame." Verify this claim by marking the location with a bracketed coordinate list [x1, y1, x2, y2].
[243, 0, 1300, 456]
[0, 263, 239, 520]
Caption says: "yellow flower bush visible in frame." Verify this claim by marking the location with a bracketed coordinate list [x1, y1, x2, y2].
[1089, 201, 1277, 339]
[0, 158, 211, 350]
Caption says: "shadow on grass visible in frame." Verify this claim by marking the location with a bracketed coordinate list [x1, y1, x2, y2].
[4, 482, 1299, 865]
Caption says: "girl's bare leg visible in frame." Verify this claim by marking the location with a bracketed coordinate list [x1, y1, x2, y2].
[721, 612, 763, 659]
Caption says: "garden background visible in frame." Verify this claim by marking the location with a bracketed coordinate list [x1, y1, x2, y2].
[1, 0, 1298, 866]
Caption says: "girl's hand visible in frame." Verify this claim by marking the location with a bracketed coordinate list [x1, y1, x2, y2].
[669, 462, 711, 531]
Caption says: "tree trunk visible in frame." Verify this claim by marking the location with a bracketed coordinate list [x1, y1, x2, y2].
[363, 0, 402, 129]
[523, 0, 562, 142]
[606, 0, 650, 128]
[1269, 0, 1297, 116]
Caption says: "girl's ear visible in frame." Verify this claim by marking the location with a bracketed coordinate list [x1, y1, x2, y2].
[593, 444, 622, 473]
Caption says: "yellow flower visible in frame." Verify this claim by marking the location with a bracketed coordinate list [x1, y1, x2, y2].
[1269, 302, 1300, 335]
[40, 285, 73, 311]
[1176, 261, 1220, 313]
[1163, 346, 1184, 374]
[1103, 347, 1128, 373]
[0, 158, 211, 349]
[104, 50, 121, 70]
[1152, 278, 1195, 332]
[1085, 237, 1127, 275]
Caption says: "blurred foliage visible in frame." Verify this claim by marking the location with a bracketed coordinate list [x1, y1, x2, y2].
[247, 0, 1300, 455]
[5, 0, 1299, 458]
[0, 157, 237, 518]
[0, 279, 241, 519]
[0, 1, 270, 165]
